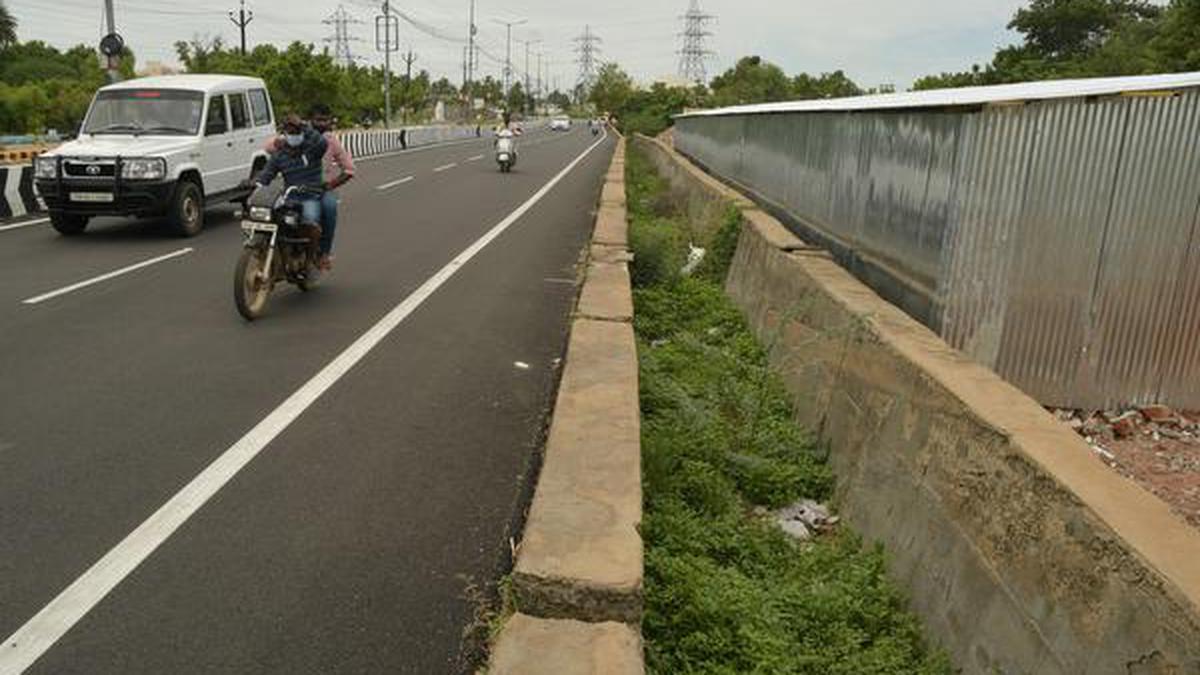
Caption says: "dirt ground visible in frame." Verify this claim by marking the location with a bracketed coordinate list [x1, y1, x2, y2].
[1052, 407, 1200, 530]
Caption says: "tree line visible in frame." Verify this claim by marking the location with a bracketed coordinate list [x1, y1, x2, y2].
[4, 0, 1200, 136]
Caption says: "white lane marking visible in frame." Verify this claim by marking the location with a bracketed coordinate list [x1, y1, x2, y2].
[466, 154, 485, 162]
[21, 248, 195, 305]
[0, 217, 50, 232]
[0, 128, 609, 675]
[376, 176, 414, 191]
[433, 163, 457, 173]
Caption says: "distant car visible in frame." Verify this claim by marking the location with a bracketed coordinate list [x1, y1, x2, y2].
[34, 74, 275, 237]
[549, 117, 571, 131]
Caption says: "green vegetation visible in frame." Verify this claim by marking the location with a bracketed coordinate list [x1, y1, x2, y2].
[590, 58, 865, 138]
[627, 144, 950, 674]
[915, 0, 1200, 89]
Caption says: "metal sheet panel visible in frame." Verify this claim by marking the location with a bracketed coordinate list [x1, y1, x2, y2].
[672, 88, 1200, 409]
[1083, 91, 1200, 406]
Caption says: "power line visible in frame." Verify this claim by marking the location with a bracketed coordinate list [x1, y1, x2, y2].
[323, 5, 364, 67]
[678, 0, 715, 85]
[573, 25, 601, 101]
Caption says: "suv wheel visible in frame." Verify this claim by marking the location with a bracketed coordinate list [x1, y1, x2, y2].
[50, 212, 89, 236]
[167, 180, 204, 237]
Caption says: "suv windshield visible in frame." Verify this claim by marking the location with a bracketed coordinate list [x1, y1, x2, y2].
[82, 89, 205, 136]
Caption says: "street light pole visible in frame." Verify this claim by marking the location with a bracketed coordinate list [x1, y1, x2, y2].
[521, 38, 541, 117]
[492, 18, 526, 101]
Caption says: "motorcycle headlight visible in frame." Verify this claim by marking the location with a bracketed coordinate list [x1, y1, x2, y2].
[121, 158, 167, 181]
[283, 214, 298, 226]
[249, 206, 272, 222]
[34, 157, 57, 179]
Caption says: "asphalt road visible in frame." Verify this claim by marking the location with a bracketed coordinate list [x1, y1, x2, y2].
[0, 126, 614, 674]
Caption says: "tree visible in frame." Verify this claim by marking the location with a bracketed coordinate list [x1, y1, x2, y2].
[589, 63, 634, 115]
[710, 56, 794, 106]
[505, 81, 526, 115]
[546, 90, 571, 110]
[1009, 0, 1159, 60]
[0, 1, 16, 49]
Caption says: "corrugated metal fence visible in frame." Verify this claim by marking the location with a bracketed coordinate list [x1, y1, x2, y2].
[676, 90, 1200, 409]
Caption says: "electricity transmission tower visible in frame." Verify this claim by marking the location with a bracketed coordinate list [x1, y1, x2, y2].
[678, 0, 715, 85]
[573, 25, 601, 101]
[324, 5, 363, 68]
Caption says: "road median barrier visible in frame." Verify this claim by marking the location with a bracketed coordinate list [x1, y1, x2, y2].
[636, 132, 1200, 675]
[490, 134, 646, 674]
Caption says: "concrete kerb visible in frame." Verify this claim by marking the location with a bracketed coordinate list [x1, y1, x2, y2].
[490, 136, 645, 672]
[490, 614, 644, 675]
[637, 133, 1200, 674]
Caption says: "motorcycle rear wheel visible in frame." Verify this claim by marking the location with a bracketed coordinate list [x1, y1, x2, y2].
[234, 245, 272, 321]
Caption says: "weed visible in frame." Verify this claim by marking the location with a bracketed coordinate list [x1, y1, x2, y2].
[627, 142, 950, 675]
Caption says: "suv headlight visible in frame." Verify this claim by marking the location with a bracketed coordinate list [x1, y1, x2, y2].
[121, 158, 167, 181]
[34, 156, 57, 179]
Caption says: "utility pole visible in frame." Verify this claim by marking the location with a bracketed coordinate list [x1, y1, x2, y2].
[324, 5, 363, 68]
[536, 51, 544, 115]
[678, 0, 715, 85]
[465, 0, 477, 94]
[376, 0, 399, 128]
[492, 18, 527, 101]
[573, 25, 602, 103]
[401, 49, 417, 125]
[228, 0, 254, 56]
[101, 0, 119, 82]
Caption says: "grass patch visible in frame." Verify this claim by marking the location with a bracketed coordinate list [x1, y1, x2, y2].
[628, 142, 950, 675]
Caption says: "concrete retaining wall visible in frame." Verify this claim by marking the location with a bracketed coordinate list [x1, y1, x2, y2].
[637, 134, 1200, 675]
[489, 133, 646, 674]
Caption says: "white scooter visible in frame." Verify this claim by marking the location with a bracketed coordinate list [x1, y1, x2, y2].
[495, 133, 517, 173]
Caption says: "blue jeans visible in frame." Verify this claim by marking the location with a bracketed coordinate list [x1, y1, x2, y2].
[319, 191, 338, 255]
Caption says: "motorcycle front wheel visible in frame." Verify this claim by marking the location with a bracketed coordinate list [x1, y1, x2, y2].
[234, 245, 272, 321]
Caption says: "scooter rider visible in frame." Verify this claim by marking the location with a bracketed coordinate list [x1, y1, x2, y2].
[264, 104, 355, 271]
[254, 114, 328, 244]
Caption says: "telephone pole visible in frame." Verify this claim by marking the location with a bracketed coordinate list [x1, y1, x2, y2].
[573, 25, 601, 102]
[376, 0, 399, 128]
[401, 49, 418, 125]
[678, 0, 715, 85]
[228, 0, 254, 55]
[323, 5, 363, 68]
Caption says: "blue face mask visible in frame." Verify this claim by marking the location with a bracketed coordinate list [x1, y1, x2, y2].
[285, 133, 304, 148]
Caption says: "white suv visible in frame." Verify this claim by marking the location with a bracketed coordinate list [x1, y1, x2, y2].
[34, 74, 276, 237]
[549, 116, 571, 131]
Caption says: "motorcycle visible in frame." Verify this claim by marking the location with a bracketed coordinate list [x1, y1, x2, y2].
[234, 184, 325, 321]
[496, 135, 517, 173]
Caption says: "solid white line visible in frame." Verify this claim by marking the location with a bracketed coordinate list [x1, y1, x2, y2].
[0, 217, 49, 232]
[433, 163, 457, 173]
[21, 248, 194, 305]
[466, 154, 485, 162]
[376, 176, 414, 191]
[0, 128, 609, 675]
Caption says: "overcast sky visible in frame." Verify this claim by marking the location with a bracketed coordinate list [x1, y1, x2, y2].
[6, 0, 1030, 91]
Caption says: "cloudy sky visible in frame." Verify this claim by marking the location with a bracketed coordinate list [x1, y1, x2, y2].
[6, 0, 1029, 91]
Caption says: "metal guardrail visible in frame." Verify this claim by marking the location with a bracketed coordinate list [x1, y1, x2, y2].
[676, 83, 1200, 409]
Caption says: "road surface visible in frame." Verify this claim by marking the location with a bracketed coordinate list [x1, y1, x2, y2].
[0, 127, 614, 674]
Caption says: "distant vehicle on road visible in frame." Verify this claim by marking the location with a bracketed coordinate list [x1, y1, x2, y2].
[549, 116, 571, 131]
[235, 184, 327, 320]
[34, 74, 276, 237]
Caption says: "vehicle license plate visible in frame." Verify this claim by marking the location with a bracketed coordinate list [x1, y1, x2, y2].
[70, 192, 114, 203]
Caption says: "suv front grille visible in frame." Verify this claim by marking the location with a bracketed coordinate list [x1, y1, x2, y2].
[63, 161, 117, 178]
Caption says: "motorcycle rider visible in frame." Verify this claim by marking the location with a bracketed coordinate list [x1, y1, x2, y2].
[253, 114, 328, 246]
[264, 104, 355, 271]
